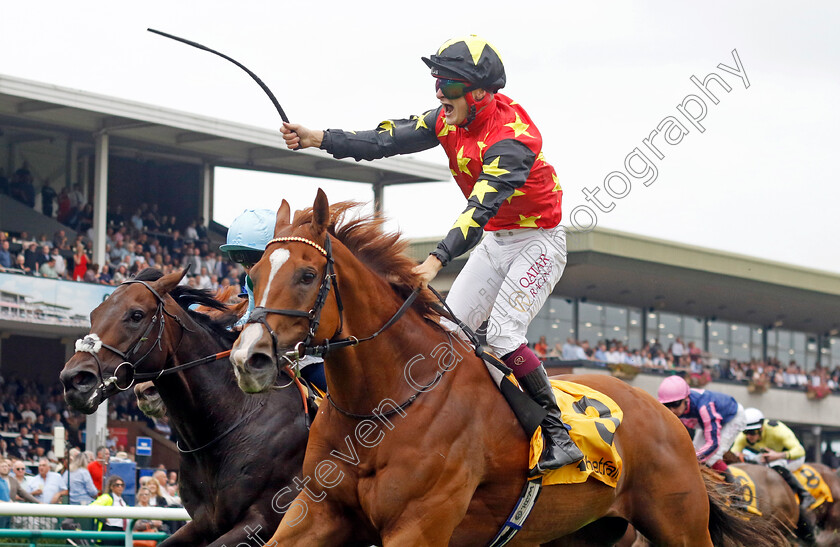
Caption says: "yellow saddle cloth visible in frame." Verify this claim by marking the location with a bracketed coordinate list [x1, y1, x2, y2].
[530, 379, 623, 488]
[728, 466, 762, 515]
[794, 463, 834, 510]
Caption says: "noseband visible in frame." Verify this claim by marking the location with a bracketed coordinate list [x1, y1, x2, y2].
[74, 279, 211, 396]
[248, 234, 419, 367]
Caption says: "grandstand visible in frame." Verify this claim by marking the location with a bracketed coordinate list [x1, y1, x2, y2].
[2, 72, 840, 469]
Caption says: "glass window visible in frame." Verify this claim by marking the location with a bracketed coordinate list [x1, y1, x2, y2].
[526, 296, 574, 350]
[708, 319, 730, 358]
[750, 327, 764, 360]
[683, 317, 704, 348]
[628, 309, 643, 350]
[831, 337, 840, 368]
[730, 322, 750, 361]
[605, 306, 628, 343]
[658, 312, 682, 344]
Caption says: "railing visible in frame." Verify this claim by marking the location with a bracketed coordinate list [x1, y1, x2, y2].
[0, 502, 190, 547]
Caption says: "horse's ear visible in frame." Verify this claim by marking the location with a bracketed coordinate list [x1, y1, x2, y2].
[274, 200, 291, 236]
[151, 268, 187, 295]
[311, 188, 329, 237]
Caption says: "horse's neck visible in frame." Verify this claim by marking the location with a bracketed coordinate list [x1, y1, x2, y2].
[327, 261, 461, 411]
[155, 321, 248, 441]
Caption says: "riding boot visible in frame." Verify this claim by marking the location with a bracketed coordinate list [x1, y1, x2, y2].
[773, 465, 817, 544]
[773, 465, 816, 510]
[518, 365, 584, 473]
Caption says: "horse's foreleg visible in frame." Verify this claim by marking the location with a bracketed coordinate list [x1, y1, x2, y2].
[158, 522, 208, 547]
[262, 496, 363, 547]
[380, 496, 474, 547]
[205, 516, 272, 547]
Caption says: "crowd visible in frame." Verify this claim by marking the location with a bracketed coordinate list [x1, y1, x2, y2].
[538, 335, 840, 396]
[0, 208, 246, 294]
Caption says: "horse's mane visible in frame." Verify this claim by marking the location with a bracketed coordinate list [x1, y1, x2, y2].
[290, 202, 442, 318]
[133, 269, 240, 345]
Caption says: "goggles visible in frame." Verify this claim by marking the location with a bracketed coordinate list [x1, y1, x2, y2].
[435, 78, 475, 100]
[228, 249, 264, 267]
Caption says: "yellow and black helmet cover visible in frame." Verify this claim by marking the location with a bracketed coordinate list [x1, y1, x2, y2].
[422, 35, 506, 92]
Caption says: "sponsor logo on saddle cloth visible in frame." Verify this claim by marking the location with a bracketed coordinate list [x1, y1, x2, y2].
[794, 463, 834, 510]
[531, 380, 623, 488]
[727, 467, 762, 516]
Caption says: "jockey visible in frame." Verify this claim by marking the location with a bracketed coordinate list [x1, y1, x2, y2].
[657, 375, 746, 477]
[731, 408, 816, 511]
[220, 209, 327, 393]
[279, 35, 583, 472]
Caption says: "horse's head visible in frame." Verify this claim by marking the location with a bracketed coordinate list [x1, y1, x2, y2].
[135, 381, 166, 418]
[60, 269, 187, 413]
[231, 190, 341, 393]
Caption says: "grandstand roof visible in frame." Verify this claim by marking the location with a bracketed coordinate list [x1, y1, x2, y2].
[0, 74, 450, 186]
[409, 227, 840, 335]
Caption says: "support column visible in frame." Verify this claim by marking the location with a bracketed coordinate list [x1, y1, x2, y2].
[373, 182, 384, 215]
[201, 163, 213, 225]
[92, 132, 109, 266]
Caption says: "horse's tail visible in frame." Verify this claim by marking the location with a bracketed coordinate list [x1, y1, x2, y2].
[702, 466, 790, 547]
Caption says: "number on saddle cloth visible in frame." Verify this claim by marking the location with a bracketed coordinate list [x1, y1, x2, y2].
[794, 464, 834, 509]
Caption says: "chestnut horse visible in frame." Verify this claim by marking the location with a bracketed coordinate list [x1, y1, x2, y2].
[60, 269, 310, 547]
[230, 191, 787, 546]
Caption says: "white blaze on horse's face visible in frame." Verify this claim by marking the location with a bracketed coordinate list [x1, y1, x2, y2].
[231, 324, 264, 369]
[259, 248, 290, 308]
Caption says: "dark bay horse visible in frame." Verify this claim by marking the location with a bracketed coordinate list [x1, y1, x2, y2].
[806, 462, 840, 546]
[230, 191, 787, 546]
[59, 269, 310, 547]
[730, 463, 798, 541]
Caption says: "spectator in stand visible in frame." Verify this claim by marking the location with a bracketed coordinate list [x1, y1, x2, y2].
[151, 470, 177, 506]
[184, 220, 199, 242]
[533, 336, 548, 358]
[40, 180, 57, 218]
[72, 244, 88, 281]
[83, 263, 98, 283]
[145, 478, 168, 507]
[0, 240, 11, 272]
[38, 257, 59, 279]
[91, 475, 128, 544]
[78, 203, 94, 234]
[52, 229, 67, 251]
[5, 460, 38, 503]
[670, 337, 685, 362]
[98, 264, 113, 284]
[130, 208, 145, 232]
[111, 264, 128, 285]
[594, 343, 608, 362]
[23, 243, 39, 273]
[63, 449, 98, 505]
[25, 458, 67, 503]
[67, 184, 86, 228]
[49, 247, 66, 278]
[87, 446, 109, 495]
[108, 204, 126, 228]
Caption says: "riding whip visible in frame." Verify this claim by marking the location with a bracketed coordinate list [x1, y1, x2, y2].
[147, 28, 291, 124]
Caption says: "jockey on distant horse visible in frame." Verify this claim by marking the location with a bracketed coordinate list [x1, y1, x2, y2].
[658, 375, 746, 482]
[280, 35, 583, 472]
[732, 407, 817, 540]
[221, 209, 327, 393]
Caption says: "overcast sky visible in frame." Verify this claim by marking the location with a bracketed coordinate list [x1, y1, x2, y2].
[2, 2, 838, 273]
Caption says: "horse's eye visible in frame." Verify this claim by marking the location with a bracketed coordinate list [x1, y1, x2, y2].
[130, 310, 145, 323]
[300, 271, 317, 285]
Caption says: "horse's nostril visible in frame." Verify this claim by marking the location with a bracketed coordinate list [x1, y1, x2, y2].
[70, 372, 97, 392]
[247, 353, 274, 372]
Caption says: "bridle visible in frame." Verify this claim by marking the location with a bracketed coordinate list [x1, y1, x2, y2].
[247, 234, 420, 368]
[74, 279, 229, 397]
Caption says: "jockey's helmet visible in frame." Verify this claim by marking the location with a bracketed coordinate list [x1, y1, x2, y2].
[220, 209, 275, 263]
[743, 407, 765, 431]
[657, 375, 690, 404]
[422, 35, 506, 93]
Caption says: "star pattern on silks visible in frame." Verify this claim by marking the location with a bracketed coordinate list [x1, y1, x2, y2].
[506, 189, 526, 204]
[537, 151, 547, 164]
[412, 112, 430, 131]
[437, 122, 457, 137]
[456, 146, 472, 176]
[517, 214, 541, 228]
[450, 168, 458, 178]
[552, 173, 562, 193]
[469, 179, 498, 203]
[378, 120, 396, 136]
[505, 113, 534, 138]
[482, 156, 510, 178]
[452, 208, 481, 238]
